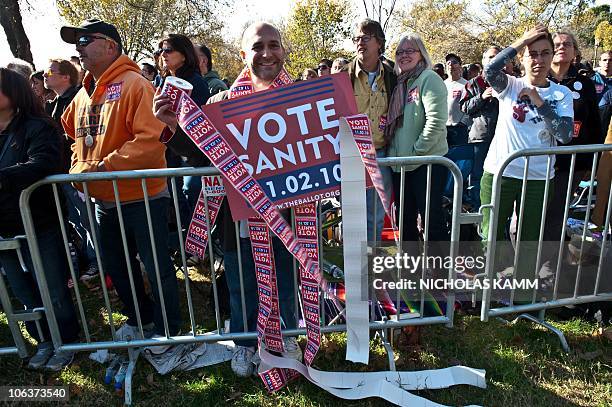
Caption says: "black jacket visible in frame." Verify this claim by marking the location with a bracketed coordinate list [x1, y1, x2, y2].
[548, 66, 602, 171]
[45, 85, 80, 172]
[459, 75, 499, 143]
[0, 116, 64, 236]
[162, 72, 211, 169]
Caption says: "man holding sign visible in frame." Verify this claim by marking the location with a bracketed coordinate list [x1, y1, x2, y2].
[154, 22, 301, 378]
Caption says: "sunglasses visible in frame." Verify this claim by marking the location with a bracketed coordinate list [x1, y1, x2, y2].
[43, 69, 62, 77]
[158, 47, 175, 55]
[318, 65, 329, 70]
[77, 35, 111, 47]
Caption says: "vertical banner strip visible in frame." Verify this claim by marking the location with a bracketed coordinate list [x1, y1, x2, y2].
[338, 118, 371, 364]
[185, 192, 224, 258]
[294, 203, 320, 365]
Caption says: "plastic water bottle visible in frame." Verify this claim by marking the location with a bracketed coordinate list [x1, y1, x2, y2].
[104, 357, 120, 385]
[114, 361, 129, 391]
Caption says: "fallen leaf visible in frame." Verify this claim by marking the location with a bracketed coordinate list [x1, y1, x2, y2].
[225, 391, 243, 402]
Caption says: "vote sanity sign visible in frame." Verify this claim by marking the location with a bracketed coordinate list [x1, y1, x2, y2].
[202, 74, 359, 220]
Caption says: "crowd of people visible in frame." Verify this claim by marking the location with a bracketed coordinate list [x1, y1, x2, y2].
[0, 16, 610, 379]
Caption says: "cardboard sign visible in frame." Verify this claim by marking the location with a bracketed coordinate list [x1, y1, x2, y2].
[202, 74, 358, 220]
[202, 175, 225, 196]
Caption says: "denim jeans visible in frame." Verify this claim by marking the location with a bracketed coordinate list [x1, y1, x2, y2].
[366, 149, 393, 242]
[468, 141, 491, 209]
[0, 227, 79, 344]
[392, 164, 449, 243]
[96, 198, 181, 336]
[223, 237, 296, 347]
[61, 183, 97, 268]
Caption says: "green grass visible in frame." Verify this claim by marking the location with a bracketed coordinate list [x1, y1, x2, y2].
[0, 268, 610, 406]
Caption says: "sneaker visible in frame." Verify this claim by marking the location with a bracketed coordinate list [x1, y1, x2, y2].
[45, 350, 75, 371]
[27, 342, 54, 369]
[231, 345, 255, 377]
[281, 337, 303, 362]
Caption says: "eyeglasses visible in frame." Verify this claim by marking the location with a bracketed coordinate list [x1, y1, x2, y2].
[318, 65, 329, 70]
[396, 48, 420, 57]
[352, 35, 373, 44]
[446, 59, 461, 65]
[77, 35, 112, 48]
[554, 41, 574, 50]
[158, 47, 175, 55]
[526, 50, 553, 59]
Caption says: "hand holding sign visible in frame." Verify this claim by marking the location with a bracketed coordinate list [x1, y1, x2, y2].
[202, 74, 359, 220]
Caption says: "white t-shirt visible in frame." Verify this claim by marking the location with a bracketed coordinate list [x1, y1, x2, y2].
[445, 77, 469, 126]
[484, 75, 574, 180]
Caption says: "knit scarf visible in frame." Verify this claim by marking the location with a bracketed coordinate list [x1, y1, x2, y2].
[383, 63, 427, 144]
[229, 65, 293, 98]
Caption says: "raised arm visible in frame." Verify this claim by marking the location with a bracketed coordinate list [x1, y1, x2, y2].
[484, 25, 550, 94]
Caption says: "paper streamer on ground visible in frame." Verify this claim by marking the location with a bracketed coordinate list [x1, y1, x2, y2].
[259, 348, 485, 407]
[339, 118, 371, 364]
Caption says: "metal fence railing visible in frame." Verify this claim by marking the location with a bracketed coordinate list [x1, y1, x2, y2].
[1, 146, 609, 402]
[0, 237, 38, 358]
[3, 156, 464, 404]
[478, 144, 612, 351]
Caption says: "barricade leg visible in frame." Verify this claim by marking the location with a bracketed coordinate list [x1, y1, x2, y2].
[509, 312, 570, 352]
[124, 347, 141, 406]
[0, 239, 29, 358]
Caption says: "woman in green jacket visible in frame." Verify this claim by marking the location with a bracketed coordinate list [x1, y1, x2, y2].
[385, 32, 449, 242]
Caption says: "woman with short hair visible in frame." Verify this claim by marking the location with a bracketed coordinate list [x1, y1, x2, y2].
[480, 25, 574, 285]
[481, 25, 573, 243]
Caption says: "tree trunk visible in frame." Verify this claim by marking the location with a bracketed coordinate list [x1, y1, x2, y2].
[0, 0, 34, 67]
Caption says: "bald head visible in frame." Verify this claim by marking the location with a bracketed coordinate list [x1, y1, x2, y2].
[240, 21, 286, 84]
[241, 22, 283, 50]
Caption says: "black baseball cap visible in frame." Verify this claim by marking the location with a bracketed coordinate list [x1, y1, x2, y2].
[61, 19, 122, 50]
[445, 53, 462, 64]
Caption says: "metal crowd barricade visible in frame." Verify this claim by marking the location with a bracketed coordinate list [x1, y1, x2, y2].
[479, 144, 612, 351]
[12, 156, 465, 404]
[0, 237, 30, 358]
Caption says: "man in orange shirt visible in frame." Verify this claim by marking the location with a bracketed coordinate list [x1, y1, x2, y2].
[61, 19, 181, 344]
